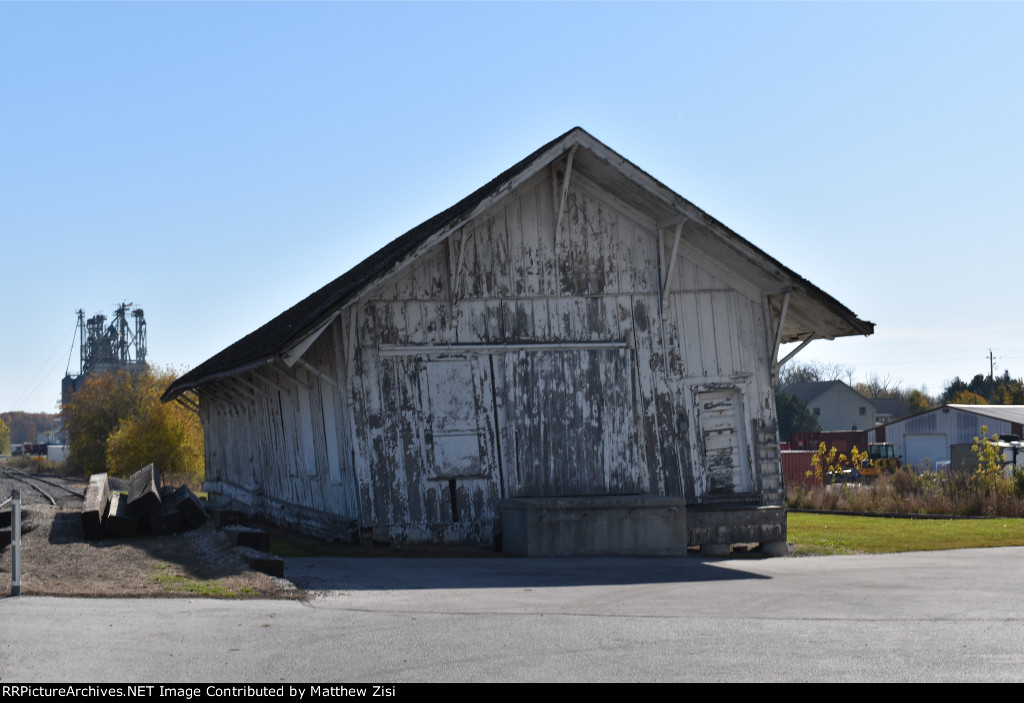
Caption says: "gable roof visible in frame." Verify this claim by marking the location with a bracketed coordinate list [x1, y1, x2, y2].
[783, 381, 874, 408]
[871, 396, 910, 420]
[868, 403, 1024, 433]
[163, 127, 874, 401]
[947, 404, 1024, 425]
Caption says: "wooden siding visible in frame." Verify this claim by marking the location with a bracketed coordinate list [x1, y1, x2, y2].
[201, 165, 784, 544]
[200, 326, 359, 537]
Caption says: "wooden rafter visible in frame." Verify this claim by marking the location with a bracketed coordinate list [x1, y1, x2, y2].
[553, 146, 578, 242]
[661, 220, 685, 314]
[253, 367, 292, 396]
[296, 358, 338, 389]
[174, 393, 200, 416]
[451, 226, 472, 303]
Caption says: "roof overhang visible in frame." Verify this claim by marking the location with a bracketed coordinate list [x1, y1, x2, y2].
[163, 127, 873, 402]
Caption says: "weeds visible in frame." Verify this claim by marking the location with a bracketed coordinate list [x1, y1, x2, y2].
[788, 465, 1024, 517]
[2, 455, 68, 473]
[151, 562, 258, 599]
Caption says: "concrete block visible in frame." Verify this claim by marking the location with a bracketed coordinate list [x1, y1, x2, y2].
[501, 496, 689, 557]
[235, 545, 284, 577]
[686, 504, 787, 547]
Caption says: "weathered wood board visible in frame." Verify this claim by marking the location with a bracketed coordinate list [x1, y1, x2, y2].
[82, 473, 110, 540]
[187, 132, 845, 550]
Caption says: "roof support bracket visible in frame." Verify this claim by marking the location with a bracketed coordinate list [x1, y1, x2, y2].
[777, 333, 816, 368]
[346, 309, 358, 375]
[553, 145, 577, 246]
[254, 367, 293, 396]
[661, 220, 685, 315]
[174, 393, 200, 417]
[236, 372, 276, 402]
[768, 289, 792, 386]
[451, 226, 473, 303]
[773, 333, 817, 387]
[771, 289, 792, 361]
[206, 381, 250, 414]
[296, 358, 338, 389]
[282, 311, 340, 368]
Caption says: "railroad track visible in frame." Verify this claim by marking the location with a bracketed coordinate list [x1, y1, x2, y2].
[0, 467, 85, 507]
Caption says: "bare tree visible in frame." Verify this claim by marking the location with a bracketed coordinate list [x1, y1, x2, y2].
[779, 360, 855, 387]
[855, 373, 903, 398]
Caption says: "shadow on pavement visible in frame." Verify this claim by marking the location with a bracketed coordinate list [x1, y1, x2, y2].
[285, 554, 770, 591]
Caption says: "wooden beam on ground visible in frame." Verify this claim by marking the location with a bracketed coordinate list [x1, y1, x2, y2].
[81, 473, 110, 540]
[127, 464, 162, 512]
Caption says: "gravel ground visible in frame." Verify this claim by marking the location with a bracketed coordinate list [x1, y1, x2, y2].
[0, 464, 303, 599]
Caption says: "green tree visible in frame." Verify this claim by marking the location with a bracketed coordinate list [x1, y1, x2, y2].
[61, 367, 203, 484]
[776, 389, 820, 442]
[943, 370, 1024, 404]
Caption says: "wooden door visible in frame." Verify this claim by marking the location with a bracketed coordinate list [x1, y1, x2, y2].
[694, 387, 752, 498]
[501, 347, 641, 497]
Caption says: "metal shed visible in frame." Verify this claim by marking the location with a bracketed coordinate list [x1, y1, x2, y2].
[869, 404, 1024, 470]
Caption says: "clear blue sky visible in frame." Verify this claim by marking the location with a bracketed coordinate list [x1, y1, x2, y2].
[3, 1, 1022, 413]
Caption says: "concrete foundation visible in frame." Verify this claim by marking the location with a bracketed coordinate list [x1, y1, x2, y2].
[500, 496, 689, 557]
[686, 504, 787, 553]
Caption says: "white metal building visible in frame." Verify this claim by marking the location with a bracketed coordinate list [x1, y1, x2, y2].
[868, 404, 1024, 469]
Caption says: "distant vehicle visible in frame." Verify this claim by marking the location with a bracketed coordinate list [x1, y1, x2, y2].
[860, 442, 901, 479]
[18, 442, 49, 457]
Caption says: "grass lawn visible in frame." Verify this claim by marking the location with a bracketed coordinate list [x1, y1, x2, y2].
[788, 511, 1024, 556]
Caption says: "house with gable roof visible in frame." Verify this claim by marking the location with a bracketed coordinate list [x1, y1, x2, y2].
[783, 380, 877, 431]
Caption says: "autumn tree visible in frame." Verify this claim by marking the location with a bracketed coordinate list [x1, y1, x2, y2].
[105, 387, 204, 486]
[809, 442, 868, 482]
[948, 390, 989, 406]
[0, 412, 58, 445]
[906, 389, 934, 415]
[0, 416, 9, 455]
[61, 367, 203, 485]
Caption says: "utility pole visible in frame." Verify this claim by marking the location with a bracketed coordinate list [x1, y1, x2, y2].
[989, 349, 996, 402]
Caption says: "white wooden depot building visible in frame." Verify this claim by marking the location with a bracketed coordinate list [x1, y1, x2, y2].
[164, 128, 873, 555]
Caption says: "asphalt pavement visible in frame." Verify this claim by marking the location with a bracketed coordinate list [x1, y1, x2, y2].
[3, 548, 1023, 682]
